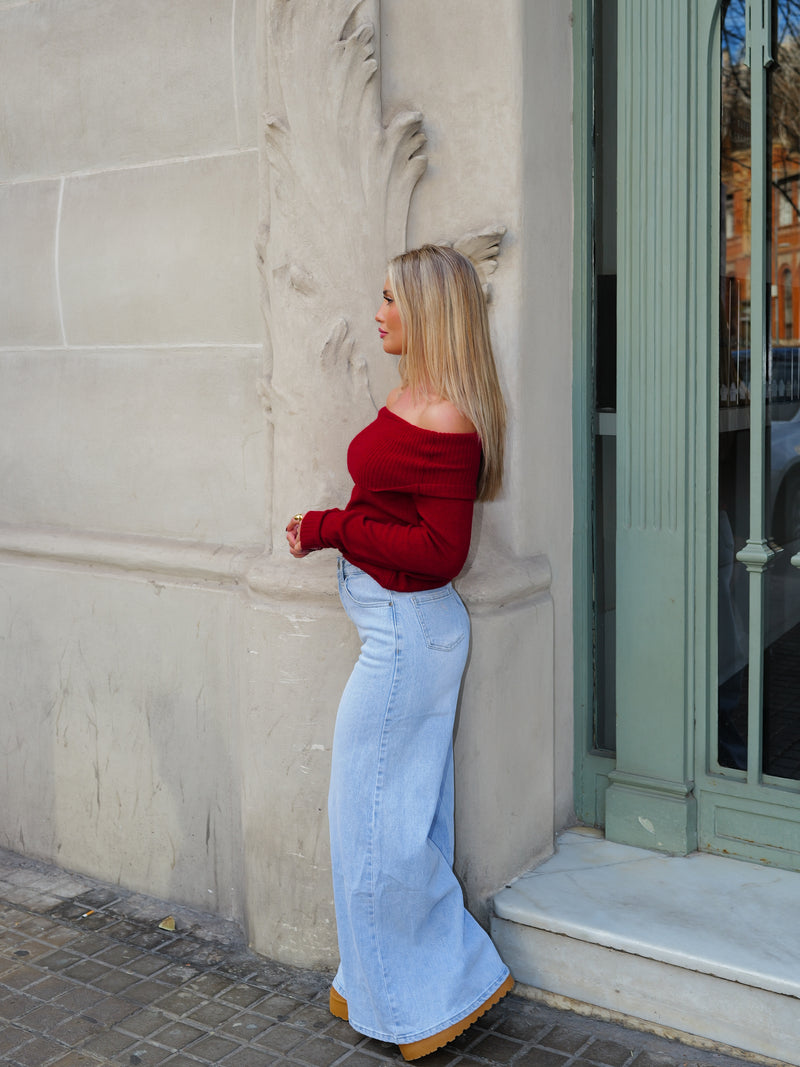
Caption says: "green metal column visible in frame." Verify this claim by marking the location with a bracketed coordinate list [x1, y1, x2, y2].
[604, 0, 699, 853]
[736, 0, 777, 783]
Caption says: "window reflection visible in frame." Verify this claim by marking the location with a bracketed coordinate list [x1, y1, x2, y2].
[718, 0, 751, 771]
[718, 0, 800, 779]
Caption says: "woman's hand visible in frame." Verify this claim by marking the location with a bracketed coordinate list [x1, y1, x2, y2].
[286, 514, 311, 558]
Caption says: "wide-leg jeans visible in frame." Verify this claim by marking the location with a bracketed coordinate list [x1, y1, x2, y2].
[329, 558, 510, 1044]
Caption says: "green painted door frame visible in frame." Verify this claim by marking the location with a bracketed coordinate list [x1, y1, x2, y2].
[602, 0, 715, 854]
[572, 0, 616, 829]
[574, 0, 800, 865]
[572, 0, 717, 847]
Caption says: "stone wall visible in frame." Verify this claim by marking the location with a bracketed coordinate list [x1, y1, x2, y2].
[0, 0, 263, 938]
[0, 0, 574, 970]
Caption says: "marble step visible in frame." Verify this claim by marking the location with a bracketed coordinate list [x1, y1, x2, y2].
[491, 828, 800, 1066]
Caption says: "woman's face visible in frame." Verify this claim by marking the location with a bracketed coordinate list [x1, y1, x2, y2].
[375, 279, 406, 355]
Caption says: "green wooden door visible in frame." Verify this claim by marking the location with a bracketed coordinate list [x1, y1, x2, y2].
[574, 0, 800, 867]
[698, 0, 800, 868]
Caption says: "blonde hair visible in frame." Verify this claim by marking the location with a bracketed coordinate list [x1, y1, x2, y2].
[387, 244, 507, 501]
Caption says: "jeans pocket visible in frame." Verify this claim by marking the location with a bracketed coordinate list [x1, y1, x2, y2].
[341, 568, 392, 607]
[411, 587, 468, 651]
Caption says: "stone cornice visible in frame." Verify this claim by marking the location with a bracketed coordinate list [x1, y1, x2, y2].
[0, 524, 261, 588]
[0, 523, 551, 615]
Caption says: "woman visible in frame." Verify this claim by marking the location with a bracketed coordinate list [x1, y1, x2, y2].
[286, 245, 512, 1059]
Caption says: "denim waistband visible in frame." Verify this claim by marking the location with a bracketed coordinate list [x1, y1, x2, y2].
[337, 556, 363, 580]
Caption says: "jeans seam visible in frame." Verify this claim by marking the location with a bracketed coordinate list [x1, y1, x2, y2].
[370, 592, 401, 1033]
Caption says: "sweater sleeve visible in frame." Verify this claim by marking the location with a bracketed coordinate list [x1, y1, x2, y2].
[299, 494, 474, 581]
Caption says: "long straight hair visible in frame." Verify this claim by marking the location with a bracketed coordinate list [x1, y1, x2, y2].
[387, 245, 506, 501]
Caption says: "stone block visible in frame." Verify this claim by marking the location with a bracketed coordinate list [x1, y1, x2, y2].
[0, 0, 241, 180]
[0, 348, 267, 543]
[0, 565, 245, 919]
[59, 154, 262, 346]
[240, 575, 354, 969]
[380, 0, 521, 244]
[234, 0, 260, 149]
[0, 180, 61, 346]
[454, 590, 555, 919]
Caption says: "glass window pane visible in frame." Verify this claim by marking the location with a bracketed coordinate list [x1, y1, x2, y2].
[592, 0, 617, 755]
[719, 0, 800, 779]
[763, 0, 800, 779]
[718, 0, 751, 770]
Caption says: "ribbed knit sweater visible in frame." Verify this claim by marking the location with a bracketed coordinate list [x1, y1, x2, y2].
[300, 406, 482, 592]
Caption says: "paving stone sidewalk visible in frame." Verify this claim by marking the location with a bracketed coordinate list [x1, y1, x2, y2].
[0, 849, 758, 1067]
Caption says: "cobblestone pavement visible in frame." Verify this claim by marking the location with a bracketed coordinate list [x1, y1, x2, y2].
[0, 849, 759, 1067]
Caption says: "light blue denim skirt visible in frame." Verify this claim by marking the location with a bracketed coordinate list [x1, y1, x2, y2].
[329, 558, 510, 1044]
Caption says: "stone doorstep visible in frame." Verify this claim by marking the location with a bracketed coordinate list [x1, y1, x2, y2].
[490, 828, 800, 1067]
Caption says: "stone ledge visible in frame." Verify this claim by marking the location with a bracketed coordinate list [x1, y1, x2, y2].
[0, 523, 262, 586]
[0, 525, 553, 621]
[491, 829, 800, 1065]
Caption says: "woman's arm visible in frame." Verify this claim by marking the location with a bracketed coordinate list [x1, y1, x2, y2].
[298, 494, 474, 580]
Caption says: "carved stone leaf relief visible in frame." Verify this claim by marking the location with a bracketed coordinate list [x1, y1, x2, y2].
[451, 227, 507, 300]
[258, 0, 427, 536]
[257, 1, 506, 554]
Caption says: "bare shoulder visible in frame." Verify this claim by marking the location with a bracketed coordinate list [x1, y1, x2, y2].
[386, 388, 476, 434]
[418, 399, 476, 435]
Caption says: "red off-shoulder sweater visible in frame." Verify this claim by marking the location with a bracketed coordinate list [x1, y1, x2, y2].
[299, 406, 482, 592]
